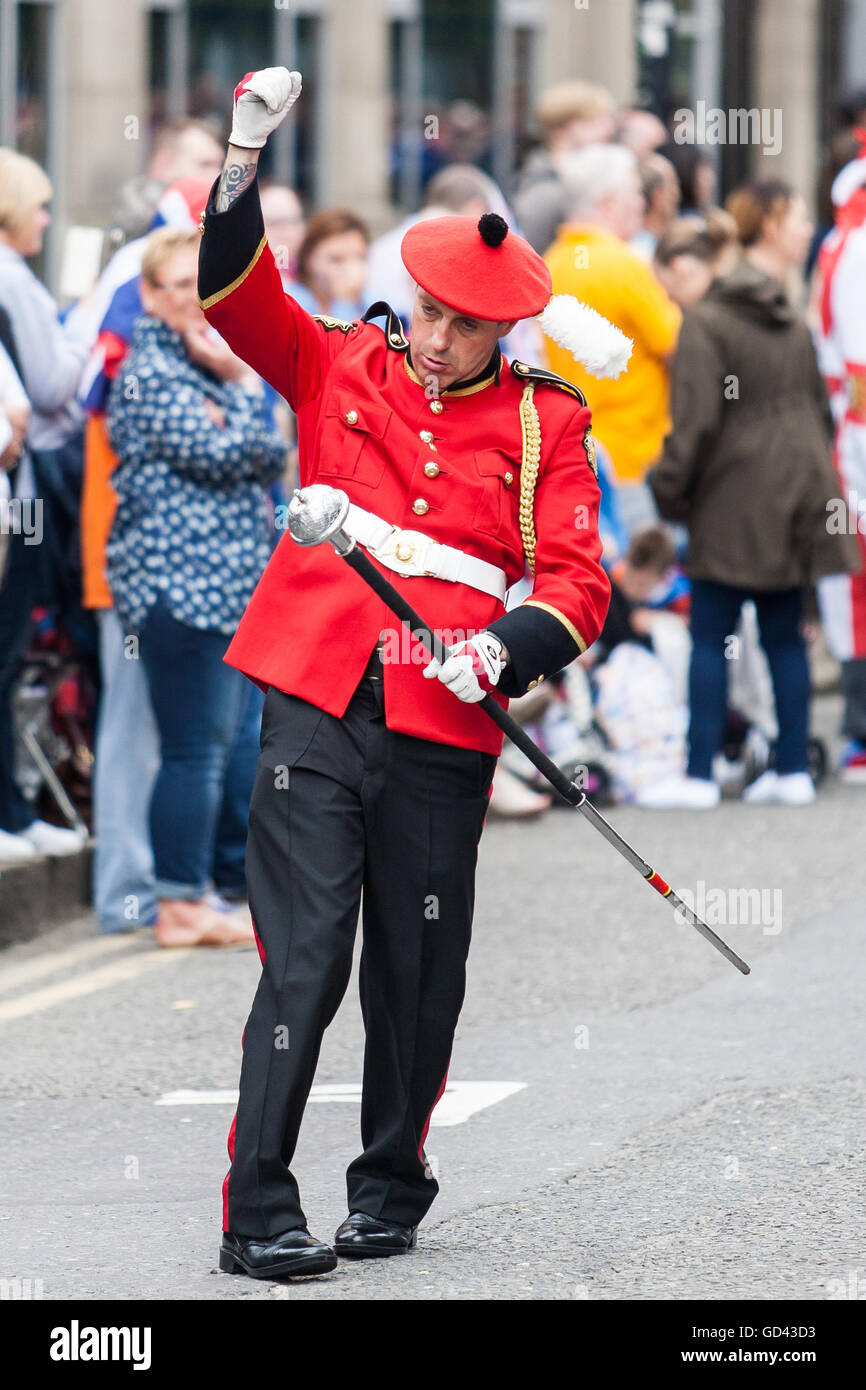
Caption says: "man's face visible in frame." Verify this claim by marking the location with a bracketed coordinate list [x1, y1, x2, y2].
[409, 288, 514, 391]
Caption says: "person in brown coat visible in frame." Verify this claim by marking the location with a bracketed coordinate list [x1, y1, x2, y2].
[644, 179, 859, 809]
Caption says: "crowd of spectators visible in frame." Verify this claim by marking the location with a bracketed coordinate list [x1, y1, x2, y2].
[2, 78, 864, 941]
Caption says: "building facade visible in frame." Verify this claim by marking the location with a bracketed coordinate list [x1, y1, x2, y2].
[1, 0, 864, 293]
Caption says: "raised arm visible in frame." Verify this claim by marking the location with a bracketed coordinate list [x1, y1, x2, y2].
[198, 70, 351, 411]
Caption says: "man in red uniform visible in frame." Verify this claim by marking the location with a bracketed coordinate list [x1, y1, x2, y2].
[198, 69, 611, 1279]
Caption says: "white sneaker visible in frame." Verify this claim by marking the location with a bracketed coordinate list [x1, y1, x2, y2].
[19, 819, 88, 856]
[636, 776, 720, 810]
[0, 828, 38, 861]
[742, 770, 815, 805]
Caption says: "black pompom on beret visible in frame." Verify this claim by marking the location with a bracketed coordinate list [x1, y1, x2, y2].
[478, 213, 508, 248]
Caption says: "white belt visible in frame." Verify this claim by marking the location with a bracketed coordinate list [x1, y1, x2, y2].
[344, 503, 507, 602]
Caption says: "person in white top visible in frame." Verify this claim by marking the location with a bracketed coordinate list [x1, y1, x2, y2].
[814, 147, 866, 782]
[0, 152, 89, 862]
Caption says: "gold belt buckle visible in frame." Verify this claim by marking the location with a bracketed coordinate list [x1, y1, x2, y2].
[377, 527, 434, 576]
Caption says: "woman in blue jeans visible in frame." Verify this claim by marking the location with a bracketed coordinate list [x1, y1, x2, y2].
[107, 227, 286, 943]
[646, 180, 859, 808]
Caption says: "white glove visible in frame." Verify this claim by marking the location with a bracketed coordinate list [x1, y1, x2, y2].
[422, 633, 505, 704]
[229, 68, 302, 149]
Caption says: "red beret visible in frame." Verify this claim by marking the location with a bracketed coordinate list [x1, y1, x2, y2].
[400, 213, 552, 321]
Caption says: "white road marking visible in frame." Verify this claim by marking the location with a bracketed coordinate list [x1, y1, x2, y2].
[0, 931, 143, 994]
[0, 947, 195, 1022]
[157, 1089, 239, 1106]
[156, 1080, 527, 1125]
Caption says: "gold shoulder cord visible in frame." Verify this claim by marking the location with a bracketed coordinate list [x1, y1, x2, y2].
[518, 381, 542, 576]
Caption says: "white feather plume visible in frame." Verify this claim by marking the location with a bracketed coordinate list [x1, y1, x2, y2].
[538, 295, 633, 380]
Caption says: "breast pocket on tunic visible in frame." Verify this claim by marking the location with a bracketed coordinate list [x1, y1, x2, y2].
[316, 393, 392, 489]
[473, 448, 520, 547]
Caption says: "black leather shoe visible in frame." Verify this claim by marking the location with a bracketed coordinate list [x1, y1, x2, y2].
[219, 1228, 337, 1278]
[333, 1212, 418, 1258]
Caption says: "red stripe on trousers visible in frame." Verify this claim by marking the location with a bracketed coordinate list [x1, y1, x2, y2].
[418, 1057, 451, 1162]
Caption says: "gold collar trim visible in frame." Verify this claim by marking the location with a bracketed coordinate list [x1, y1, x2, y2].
[403, 356, 499, 398]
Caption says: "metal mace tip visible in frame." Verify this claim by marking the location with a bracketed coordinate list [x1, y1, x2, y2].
[286, 485, 352, 550]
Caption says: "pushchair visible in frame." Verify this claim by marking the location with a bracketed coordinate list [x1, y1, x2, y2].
[12, 607, 97, 837]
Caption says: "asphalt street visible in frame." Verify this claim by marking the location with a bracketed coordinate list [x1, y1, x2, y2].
[2, 703, 865, 1303]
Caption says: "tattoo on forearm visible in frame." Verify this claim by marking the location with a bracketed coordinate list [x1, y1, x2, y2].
[215, 160, 257, 212]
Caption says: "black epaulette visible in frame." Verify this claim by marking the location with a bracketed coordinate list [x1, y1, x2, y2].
[510, 360, 587, 405]
[312, 314, 356, 334]
[361, 301, 410, 351]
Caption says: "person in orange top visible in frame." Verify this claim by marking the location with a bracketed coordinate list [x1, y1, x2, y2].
[543, 142, 682, 532]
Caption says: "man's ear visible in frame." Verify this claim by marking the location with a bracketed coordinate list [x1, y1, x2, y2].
[500, 319, 517, 336]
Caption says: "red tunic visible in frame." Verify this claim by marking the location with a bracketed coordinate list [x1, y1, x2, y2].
[198, 178, 610, 754]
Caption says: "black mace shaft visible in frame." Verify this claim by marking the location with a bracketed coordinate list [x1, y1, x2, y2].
[335, 537, 750, 977]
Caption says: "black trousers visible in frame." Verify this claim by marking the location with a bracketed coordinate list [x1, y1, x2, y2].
[224, 674, 497, 1237]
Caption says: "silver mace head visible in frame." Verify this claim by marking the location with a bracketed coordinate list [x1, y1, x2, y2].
[286, 485, 353, 553]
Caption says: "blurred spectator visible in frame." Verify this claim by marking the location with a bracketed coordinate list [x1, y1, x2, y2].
[813, 141, 866, 780]
[645, 180, 859, 809]
[260, 181, 305, 467]
[0, 148, 93, 860]
[590, 526, 682, 664]
[632, 153, 681, 259]
[617, 109, 668, 159]
[260, 181, 306, 287]
[660, 142, 717, 219]
[80, 180, 212, 609]
[288, 209, 370, 319]
[107, 176, 170, 246]
[81, 182, 288, 933]
[148, 118, 224, 187]
[582, 525, 689, 805]
[0, 334, 29, 595]
[104, 120, 225, 247]
[594, 523, 691, 707]
[441, 100, 492, 168]
[807, 128, 862, 279]
[105, 228, 287, 947]
[0, 150, 92, 466]
[654, 211, 739, 308]
[0, 331, 33, 862]
[513, 81, 617, 253]
[0, 336, 28, 479]
[543, 143, 681, 530]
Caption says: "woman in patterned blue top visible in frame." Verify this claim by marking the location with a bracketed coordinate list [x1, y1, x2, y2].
[107, 228, 287, 947]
